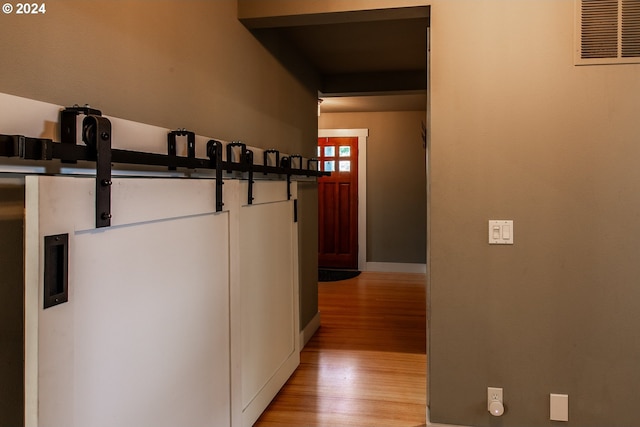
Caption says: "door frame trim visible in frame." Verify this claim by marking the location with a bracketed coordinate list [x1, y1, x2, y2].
[318, 128, 368, 271]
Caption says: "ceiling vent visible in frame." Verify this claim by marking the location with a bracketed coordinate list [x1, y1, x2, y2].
[576, 0, 640, 64]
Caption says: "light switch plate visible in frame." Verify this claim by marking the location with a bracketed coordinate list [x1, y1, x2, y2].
[489, 220, 513, 244]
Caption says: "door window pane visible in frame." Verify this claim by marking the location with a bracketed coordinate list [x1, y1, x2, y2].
[324, 146, 335, 157]
[323, 161, 335, 172]
[339, 160, 351, 172]
[339, 146, 351, 157]
[317, 146, 321, 157]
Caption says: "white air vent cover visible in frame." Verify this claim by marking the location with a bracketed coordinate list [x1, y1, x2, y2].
[576, 0, 640, 64]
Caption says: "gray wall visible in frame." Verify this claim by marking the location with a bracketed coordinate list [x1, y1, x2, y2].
[0, 178, 25, 427]
[0, 1, 319, 157]
[319, 110, 427, 264]
[296, 181, 319, 330]
[8, 1, 640, 425]
[0, 1, 321, 333]
[429, 1, 640, 426]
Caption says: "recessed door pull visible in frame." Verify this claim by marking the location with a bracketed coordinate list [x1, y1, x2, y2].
[43, 234, 69, 309]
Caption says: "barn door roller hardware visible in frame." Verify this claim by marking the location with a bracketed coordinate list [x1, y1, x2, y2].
[168, 129, 195, 171]
[226, 142, 255, 205]
[60, 105, 113, 227]
[263, 149, 280, 173]
[246, 150, 255, 205]
[307, 158, 319, 174]
[60, 104, 102, 158]
[281, 155, 303, 200]
[206, 139, 224, 212]
[82, 115, 113, 227]
[0, 105, 328, 228]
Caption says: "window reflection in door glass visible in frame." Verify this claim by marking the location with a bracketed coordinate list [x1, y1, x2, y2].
[339, 160, 350, 172]
[339, 146, 350, 157]
[324, 161, 335, 172]
[317, 146, 321, 157]
[324, 146, 335, 157]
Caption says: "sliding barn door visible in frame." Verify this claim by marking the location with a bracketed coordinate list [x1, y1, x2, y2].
[228, 180, 300, 427]
[24, 176, 231, 427]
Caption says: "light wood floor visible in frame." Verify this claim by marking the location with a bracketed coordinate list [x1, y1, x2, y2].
[254, 271, 427, 427]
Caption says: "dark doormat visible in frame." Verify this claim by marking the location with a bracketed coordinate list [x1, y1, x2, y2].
[318, 269, 361, 282]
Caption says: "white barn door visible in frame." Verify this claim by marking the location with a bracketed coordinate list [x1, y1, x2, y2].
[24, 176, 231, 427]
[227, 180, 301, 427]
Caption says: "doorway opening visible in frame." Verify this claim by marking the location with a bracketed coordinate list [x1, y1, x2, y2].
[317, 129, 368, 271]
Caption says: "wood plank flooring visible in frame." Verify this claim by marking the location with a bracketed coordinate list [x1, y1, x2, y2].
[254, 272, 427, 427]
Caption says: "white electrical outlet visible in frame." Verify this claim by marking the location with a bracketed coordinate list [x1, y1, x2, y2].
[550, 393, 568, 421]
[487, 387, 504, 416]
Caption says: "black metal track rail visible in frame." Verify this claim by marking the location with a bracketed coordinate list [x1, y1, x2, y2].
[0, 108, 327, 228]
[0, 133, 325, 177]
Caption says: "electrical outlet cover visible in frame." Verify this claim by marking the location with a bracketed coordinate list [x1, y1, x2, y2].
[550, 393, 568, 421]
[487, 387, 503, 409]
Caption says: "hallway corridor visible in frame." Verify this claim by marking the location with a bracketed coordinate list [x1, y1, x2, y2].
[254, 272, 427, 426]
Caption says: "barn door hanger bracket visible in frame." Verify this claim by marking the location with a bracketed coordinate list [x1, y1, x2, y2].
[281, 156, 292, 200]
[167, 129, 195, 171]
[226, 141, 247, 173]
[226, 142, 257, 205]
[58, 105, 112, 228]
[246, 149, 255, 205]
[281, 155, 302, 200]
[307, 158, 319, 176]
[290, 154, 303, 170]
[81, 115, 113, 228]
[207, 139, 224, 212]
[60, 104, 102, 164]
[12, 116, 114, 228]
[263, 149, 280, 175]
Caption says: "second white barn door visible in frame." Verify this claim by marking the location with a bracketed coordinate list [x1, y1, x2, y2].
[228, 180, 301, 427]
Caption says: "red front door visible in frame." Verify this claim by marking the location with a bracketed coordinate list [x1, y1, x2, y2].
[317, 136, 358, 269]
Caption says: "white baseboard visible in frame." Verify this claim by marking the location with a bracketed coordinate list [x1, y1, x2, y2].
[365, 262, 427, 274]
[299, 311, 321, 348]
[427, 420, 473, 427]
[427, 408, 473, 427]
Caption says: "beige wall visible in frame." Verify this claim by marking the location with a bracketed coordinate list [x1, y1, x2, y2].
[320, 110, 426, 264]
[430, 1, 640, 426]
